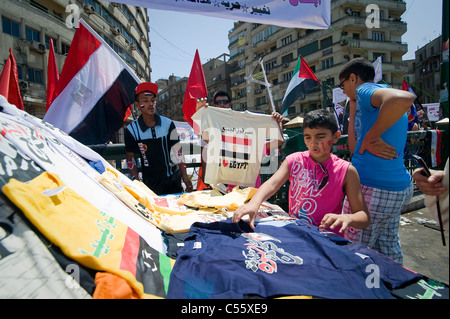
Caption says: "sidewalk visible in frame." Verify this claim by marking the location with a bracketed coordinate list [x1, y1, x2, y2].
[399, 195, 449, 285]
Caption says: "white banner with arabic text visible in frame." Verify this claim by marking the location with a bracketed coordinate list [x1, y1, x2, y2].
[116, 0, 331, 29]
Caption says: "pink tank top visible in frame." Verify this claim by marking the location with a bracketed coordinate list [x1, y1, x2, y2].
[286, 152, 350, 228]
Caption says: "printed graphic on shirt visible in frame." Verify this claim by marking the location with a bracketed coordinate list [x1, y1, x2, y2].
[218, 128, 254, 170]
[79, 211, 117, 258]
[137, 142, 149, 167]
[289, 161, 327, 223]
[0, 133, 42, 186]
[241, 232, 303, 274]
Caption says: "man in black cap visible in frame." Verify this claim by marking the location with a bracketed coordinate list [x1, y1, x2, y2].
[125, 82, 193, 195]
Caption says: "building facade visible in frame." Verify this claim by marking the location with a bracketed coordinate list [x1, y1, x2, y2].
[227, 0, 409, 116]
[0, 0, 151, 123]
[156, 75, 187, 121]
[414, 35, 442, 104]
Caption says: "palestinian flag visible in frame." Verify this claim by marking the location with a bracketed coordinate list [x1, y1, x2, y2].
[280, 57, 319, 115]
[44, 19, 139, 146]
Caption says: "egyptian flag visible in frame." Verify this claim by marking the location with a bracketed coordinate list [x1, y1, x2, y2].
[402, 80, 424, 127]
[280, 57, 319, 115]
[221, 133, 252, 163]
[44, 19, 140, 146]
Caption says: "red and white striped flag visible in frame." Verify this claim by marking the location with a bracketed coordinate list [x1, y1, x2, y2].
[44, 19, 140, 145]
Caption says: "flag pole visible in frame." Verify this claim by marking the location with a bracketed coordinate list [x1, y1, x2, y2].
[258, 58, 276, 114]
[258, 58, 284, 142]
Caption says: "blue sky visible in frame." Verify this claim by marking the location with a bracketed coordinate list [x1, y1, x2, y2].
[148, 0, 443, 81]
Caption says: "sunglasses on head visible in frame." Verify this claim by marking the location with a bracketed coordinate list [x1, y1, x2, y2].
[313, 162, 329, 190]
[214, 99, 229, 105]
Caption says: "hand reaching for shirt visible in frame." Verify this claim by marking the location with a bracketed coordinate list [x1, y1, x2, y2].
[232, 203, 259, 230]
[319, 213, 353, 233]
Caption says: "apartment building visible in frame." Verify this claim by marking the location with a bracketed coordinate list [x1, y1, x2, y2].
[228, 0, 409, 116]
[156, 75, 187, 121]
[0, 0, 151, 121]
[414, 35, 442, 104]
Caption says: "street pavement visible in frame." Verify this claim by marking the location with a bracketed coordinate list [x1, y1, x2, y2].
[399, 207, 449, 285]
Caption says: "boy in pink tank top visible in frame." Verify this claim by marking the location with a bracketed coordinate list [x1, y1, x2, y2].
[233, 109, 370, 236]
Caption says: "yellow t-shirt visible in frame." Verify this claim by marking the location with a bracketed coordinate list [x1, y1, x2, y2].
[2, 172, 173, 298]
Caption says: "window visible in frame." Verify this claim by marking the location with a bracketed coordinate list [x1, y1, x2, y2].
[283, 72, 293, 82]
[17, 65, 23, 80]
[321, 57, 334, 70]
[26, 27, 40, 42]
[102, 8, 121, 30]
[372, 32, 384, 42]
[288, 106, 296, 114]
[123, 28, 135, 44]
[323, 48, 333, 56]
[281, 35, 292, 46]
[86, 0, 101, 13]
[281, 53, 293, 65]
[252, 25, 277, 45]
[298, 41, 318, 57]
[265, 59, 277, 70]
[373, 52, 385, 61]
[320, 36, 333, 49]
[2, 17, 20, 38]
[62, 43, 70, 55]
[45, 36, 57, 51]
[28, 67, 43, 84]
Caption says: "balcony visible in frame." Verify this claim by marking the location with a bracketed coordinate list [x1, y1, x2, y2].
[332, 15, 407, 36]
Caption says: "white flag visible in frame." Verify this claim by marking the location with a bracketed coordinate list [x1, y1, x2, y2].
[373, 56, 383, 83]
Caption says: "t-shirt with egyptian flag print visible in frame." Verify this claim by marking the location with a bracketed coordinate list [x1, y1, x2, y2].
[286, 151, 350, 233]
[192, 107, 282, 187]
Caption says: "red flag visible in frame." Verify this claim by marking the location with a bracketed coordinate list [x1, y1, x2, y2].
[46, 39, 59, 112]
[402, 79, 411, 94]
[123, 104, 132, 121]
[182, 50, 207, 128]
[0, 48, 24, 110]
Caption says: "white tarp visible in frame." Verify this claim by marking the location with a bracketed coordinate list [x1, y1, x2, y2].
[115, 0, 331, 29]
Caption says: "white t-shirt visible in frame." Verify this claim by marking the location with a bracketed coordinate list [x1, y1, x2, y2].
[192, 107, 282, 187]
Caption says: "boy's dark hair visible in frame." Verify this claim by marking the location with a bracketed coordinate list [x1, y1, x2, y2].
[212, 90, 231, 103]
[303, 109, 338, 134]
[338, 58, 375, 83]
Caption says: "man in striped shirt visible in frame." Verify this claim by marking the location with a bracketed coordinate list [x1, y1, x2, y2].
[125, 82, 193, 195]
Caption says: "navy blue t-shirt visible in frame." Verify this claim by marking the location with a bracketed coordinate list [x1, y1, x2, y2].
[167, 220, 423, 299]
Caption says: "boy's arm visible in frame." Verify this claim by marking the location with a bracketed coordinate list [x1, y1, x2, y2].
[126, 152, 140, 181]
[347, 99, 357, 154]
[178, 163, 193, 192]
[320, 165, 370, 232]
[359, 88, 415, 158]
[232, 160, 290, 229]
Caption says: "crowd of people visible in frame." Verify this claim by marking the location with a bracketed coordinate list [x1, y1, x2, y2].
[125, 58, 448, 263]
